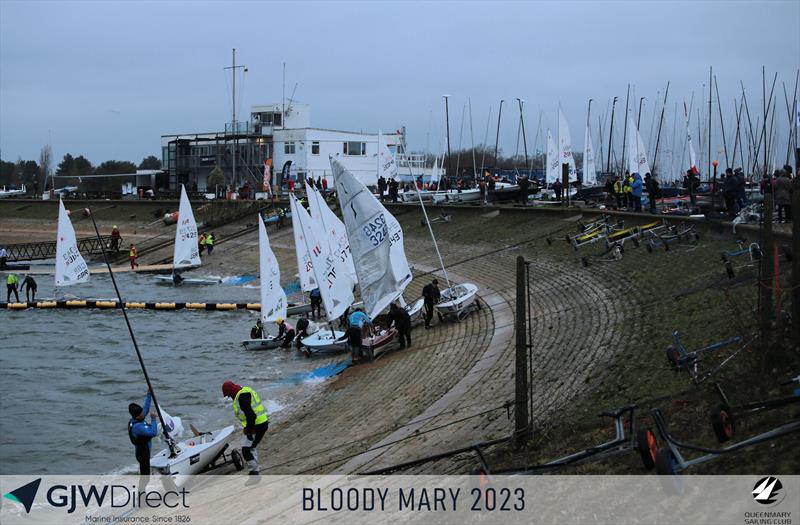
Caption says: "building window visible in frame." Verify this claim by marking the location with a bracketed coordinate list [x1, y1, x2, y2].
[343, 141, 367, 156]
[311, 141, 320, 155]
[273, 113, 282, 126]
[284, 141, 295, 155]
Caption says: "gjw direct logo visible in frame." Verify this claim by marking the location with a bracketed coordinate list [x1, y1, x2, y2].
[3, 478, 189, 514]
[752, 477, 785, 506]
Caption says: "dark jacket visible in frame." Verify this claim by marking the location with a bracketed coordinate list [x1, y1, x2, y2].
[388, 305, 411, 332]
[773, 176, 793, 205]
[422, 283, 441, 304]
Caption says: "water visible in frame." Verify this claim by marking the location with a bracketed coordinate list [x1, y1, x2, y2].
[0, 266, 346, 475]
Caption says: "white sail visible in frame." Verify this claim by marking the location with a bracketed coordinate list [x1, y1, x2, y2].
[305, 181, 357, 283]
[684, 101, 698, 175]
[558, 108, 577, 182]
[289, 195, 317, 292]
[430, 156, 441, 186]
[583, 125, 598, 186]
[377, 130, 398, 180]
[291, 193, 354, 320]
[332, 157, 412, 319]
[546, 130, 561, 184]
[258, 214, 287, 323]
[626, 115, 652, 176]
[157, 408, 184, 441]
[173, 185, 201, 269]
[55, 200, 89, 287]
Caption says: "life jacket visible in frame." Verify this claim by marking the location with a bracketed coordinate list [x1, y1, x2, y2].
[205, 235, 214, 246]
[233, 386, 268, 427]
[129, 247, 137, 257]
[128, 419, 152, 453]
[613, 181, 622, 194]
[6, 274, 18, 285]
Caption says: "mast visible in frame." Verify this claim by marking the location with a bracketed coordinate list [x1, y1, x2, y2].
[444, 95, 452, 181]
[517, 98, 528, 168]
[224, 48, 247, 187]
[621, 85, 630, 175]
[405, 161, 451, 288]
[480, 105, 492, 177]
[493, 99, 504, 173]
[714, 75, 729, 168]
[607, 96, 618, 172]
[732, 98, 743, 169]
[652, 82, 670, 175]
[87, 208, 177, 457]
[637, 97, 645, 130]
[469, 98, 477, 181]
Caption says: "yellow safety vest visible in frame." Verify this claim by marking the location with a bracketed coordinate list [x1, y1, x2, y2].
[205, 236, 214, 246]
[129, 248, 137, 257]
[233, 386, 268, 427]
[6, 274, 18, 285]
[624, 179, 633, 193]
[613, 181, 622, 194]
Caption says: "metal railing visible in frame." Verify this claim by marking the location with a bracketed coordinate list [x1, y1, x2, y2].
[5, 235, 115, 262]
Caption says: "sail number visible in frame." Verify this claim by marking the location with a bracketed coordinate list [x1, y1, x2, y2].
[362, 214, 388, 247]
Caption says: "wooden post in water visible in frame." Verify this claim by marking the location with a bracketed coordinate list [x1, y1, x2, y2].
[562, 163, 570, 207]
[759, 192, 774, 359]
[514, 255, 530, 448]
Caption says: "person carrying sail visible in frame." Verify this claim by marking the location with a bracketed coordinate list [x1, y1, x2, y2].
[128, 392, 158, 491]
[222, 380, 268, 476]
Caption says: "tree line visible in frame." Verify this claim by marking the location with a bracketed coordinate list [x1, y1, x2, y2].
[0, 150, 162, 192]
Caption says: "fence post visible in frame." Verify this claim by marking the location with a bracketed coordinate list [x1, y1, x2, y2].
[514, 255, 530, 448]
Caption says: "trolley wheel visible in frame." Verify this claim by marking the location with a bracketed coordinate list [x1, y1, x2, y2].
[721, 252, 729, 262]
[546, 236, 552, 245]
[618, 243, 625, 254]
[725, 261, 735, 279]
[751, 246, 762, 260]
[664, 242, 670, 251]
[632, 237, 640, 248]
[655, 448, 678, 475]
[564, 235, 571, 243]
[581, 256, 589, 268]
[646, 243, 654, 254]
[475, 300, 482, 310]
[693, 232, 700, 241]
[636, 427, 658, 470]
[231, 448, 244, 471]
[666, 346, 681, 370]
[710, 403, 736, 443]
[303, 348, 311, 358]
[420, 219, 426, 227]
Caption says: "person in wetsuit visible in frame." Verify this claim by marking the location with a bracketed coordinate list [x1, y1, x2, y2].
[128, 392, 158, 492]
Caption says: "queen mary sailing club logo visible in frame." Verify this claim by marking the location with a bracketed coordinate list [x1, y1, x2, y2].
[752, 477, 785, 506]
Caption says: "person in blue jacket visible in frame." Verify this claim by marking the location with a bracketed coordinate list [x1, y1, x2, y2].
[128, 392, 158, 485]
[630, 173, 643, 213]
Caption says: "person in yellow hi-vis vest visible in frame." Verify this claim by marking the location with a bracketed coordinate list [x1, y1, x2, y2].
[222, 380, 268, 475]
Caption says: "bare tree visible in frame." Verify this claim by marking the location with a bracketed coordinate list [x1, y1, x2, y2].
[39, 144, 52, 194]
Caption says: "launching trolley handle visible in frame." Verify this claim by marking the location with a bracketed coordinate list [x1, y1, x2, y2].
[87, 206, 178, 457]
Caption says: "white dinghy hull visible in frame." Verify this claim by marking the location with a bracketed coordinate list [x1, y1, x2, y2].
[436, 283, 480, 320]
[431, 189, 482, 204]
[404, 297, 425, 324]
[154, 275, 220, 286]
[241, 336, 281, 351]
[150, 425, 238, 485]
[301, 330, 348, 353]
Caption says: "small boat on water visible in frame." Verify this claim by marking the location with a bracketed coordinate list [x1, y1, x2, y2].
[150, 425, 240, 485]
[241, 213, 288, 351]
[436, 282, 480, 320]
[157, 185, 202, 286]
[153, 275, 221, 285]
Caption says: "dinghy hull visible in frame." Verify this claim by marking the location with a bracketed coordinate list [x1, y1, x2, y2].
[301, 330, 348, 353]
[150, 425, 238, 485]
[241, 336, 281, 351]
[436, 283, 479, 319]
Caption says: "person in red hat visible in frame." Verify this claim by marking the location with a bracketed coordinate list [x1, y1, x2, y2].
[222, 381, 269, 475]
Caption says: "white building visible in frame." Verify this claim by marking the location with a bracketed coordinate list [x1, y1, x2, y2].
[162, 103, 413, 192]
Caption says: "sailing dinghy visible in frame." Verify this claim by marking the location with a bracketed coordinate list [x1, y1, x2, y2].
[241, 214, 288, 351]
[154, 185, 219, 285]
[293, 193, 355, 354]
[332, 158, 422, 354]
[55, 199, 90, 295]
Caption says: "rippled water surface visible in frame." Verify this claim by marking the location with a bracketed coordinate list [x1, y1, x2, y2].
[0, 266, 343, 474]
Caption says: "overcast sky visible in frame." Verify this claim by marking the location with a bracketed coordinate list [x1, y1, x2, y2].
[1, 0, 798, 171]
